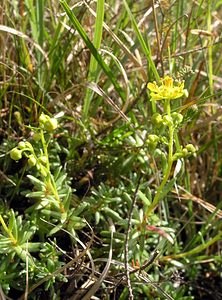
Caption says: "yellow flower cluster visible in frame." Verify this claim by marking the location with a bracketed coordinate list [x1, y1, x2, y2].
[147, 76, 188, 101]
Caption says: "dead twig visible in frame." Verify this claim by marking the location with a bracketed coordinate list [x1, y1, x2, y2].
[124, 174, 142, 300]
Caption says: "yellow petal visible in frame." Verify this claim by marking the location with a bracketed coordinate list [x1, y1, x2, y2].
[147, 82, 158, 92]
[163, 76, 173, 88]
[148, 76, 186, 101]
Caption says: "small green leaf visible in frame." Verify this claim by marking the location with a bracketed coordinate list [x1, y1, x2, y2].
[55, 174, 67, 188]
[71, 202, 88, 216]
[48, 224, 63, 236]
[102, 207, 123, 222]
[8, 211, 16, 234]
[63, 187, 71, 212]
[159, 178, 176, 201]
[26, 191, 45, 198]
[138, 190, 151, 206]
[27, 175, 46, 189]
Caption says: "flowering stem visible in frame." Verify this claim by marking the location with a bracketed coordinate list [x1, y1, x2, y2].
[40, 129, 50, 173]
[146, 99, 174, 217]
[40, 129, 65, 213]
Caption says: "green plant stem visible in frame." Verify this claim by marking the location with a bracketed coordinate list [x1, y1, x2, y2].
[146, 100, 174, 217]
[40, 129, 50, 172]
[40, 130, 65, 213]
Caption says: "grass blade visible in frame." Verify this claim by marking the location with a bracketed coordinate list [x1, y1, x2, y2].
[60, 0, 125, 106]
[122, 0, 160, 82]
[83, 0, 105, 119]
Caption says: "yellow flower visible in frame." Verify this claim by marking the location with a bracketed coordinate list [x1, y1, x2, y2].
[147, 76, 188, 101]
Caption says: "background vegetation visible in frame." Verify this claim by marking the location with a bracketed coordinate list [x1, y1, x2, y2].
[1, 0, 222, 299]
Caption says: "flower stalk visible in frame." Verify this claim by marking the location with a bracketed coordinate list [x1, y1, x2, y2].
[146, 99, 174, 217]
[40, 128, 65, 213]
[10, 113, 65, 213]
[146, 76, 192, 217]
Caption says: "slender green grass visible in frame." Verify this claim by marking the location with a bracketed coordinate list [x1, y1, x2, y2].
[60, 0, 125, 101]
[83, 0, 105, 120]
[123, 0, 160, 82]
[207, 0, 213, 94]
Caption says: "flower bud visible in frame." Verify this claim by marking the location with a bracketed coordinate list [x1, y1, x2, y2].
[44, 118, 58, 132]
[162, 115, 173, 126]
[151, 113, 163, 126]
[39, 113, 48, 126]
[25, 141, 33, 150]
[28, 155, 37, 167]
[39, 155, 47, 165]
[32, 132, 41, 142]
[146, 134, 159, 150]
[171, 112, 183, 124]
[18, 141, 26, 149]
[39, 113, 58, 132]
[182, 148, 188, 157]
[10, 148, 22, 161]
[185, 144, 196, 153]
[148, 134, 159, 143]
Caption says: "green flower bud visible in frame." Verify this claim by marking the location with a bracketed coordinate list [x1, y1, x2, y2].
[146, 134, 159, 150]
[162, 115, 173, 126]
[39, 113, 58, 131]
[44, 118, 58, 132]
[151, 113, 162, 127]
[28, 155, 37, 167]
[182, 148, 188, 157]
[185, 144, 196, 153]
[39, 155, 47, 165]
[39, 113, 48, 126]
[25, 141, 33, 150]
[171, 112, 183, 124]
[148, 134, 159, 143]
[32, 132, 41, 142]
[10, 148, 22, 161]
[18, 141, 26, 149]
